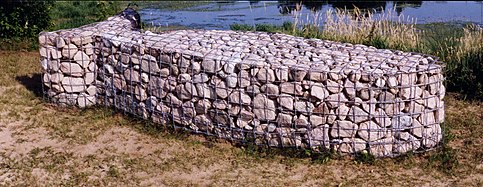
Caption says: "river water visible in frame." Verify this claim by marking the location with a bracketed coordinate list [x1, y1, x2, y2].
[139, 1, 483, 30]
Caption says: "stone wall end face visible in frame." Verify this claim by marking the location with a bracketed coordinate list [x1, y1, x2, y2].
[40, 11, 445, 157]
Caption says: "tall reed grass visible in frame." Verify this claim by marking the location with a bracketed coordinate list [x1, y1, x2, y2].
[440, 24, 483, 99]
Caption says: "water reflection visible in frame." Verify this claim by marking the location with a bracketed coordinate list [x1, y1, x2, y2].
[139, 1, 483, 30]
[277, 0, 423, 15]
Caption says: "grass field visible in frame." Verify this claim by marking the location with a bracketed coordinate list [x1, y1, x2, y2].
[0, 51, 481, 186]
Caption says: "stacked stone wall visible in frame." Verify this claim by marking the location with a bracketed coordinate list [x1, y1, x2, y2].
[40, 12, 445, 157]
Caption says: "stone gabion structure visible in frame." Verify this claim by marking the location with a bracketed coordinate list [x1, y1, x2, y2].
[40, 11, 445, 157]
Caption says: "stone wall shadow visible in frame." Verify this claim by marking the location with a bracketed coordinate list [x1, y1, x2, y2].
[16, 73, 43, 98]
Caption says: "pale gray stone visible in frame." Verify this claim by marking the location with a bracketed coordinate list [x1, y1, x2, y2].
[147, 77, 167, 99]
[410, 119, 424, 138]
[60, 62, 83, 77]
[261, 84, 279, 95]
[417, 110, 436, 126]
[124, 69, 141, 83]
[223, 63, 236, 74]
[257, 68, 276, 83]
[62, 44, 78, 59]
[398, 73, 417, 86]
[276, 113, 292, 126]
[212, 100, 228, 110]
[373, 108, 392, 127]
[84, 72, 95, 84]
[294, 101, 315, 114]
[348, 106, 369, 123]
[77, 93, 96, 108]
[226, 73, 237, 88]
[336, 138, 366, 153]
[326, 79, 342, 94]
[368, 137, 393, 157]
[134, 85, 147, 101]
[253, 94, 276, 121]
[358, 120, 386, 142]
[290, 69, 307, 81]
[238, 70, 251, 87]
[141, 55, 161, 74]
[428, 74, 442, 95]
[336, 104, 350, 120]
[192, 73, 209, 83]
[275, 67, 289, 82]
[391, 115, 413, 131]
[49, 48, 62, 59]
[195, 99, 211, 114]
[310, 83, 329, 100]
[280, 82, 303, 95]
[400, 86, 422, 100]
[308, 71, 327, 82]
[43, 72, 64, 84]
[86, 85, 96, 96]
[309, 115, 326, 126]
[158, 67, 169, 77]
[330, 120, 357, 138]
[228, 90, 251, 105]
[383, 99, 405, 117]
[83, 43, 94, 55]
[277, 94, 294, 110]
[61, 77, 86, 93]
[55, 37, 66, 48]
[194, 114, 213, 131]
[374, 78, 385, 88]
[325, 93, 347, 109]
[362, 98, 377, 114]
[387, 76, 398, 88]
[202, 58, 221, 73]
[178, 73, 191, 83]
[74, 51, 91, 68]
[306, 124, 330, 148]
[71, 34, 93, 46]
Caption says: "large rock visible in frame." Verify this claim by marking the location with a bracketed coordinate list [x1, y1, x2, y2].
[306, 124, 330, 148]
[280, 82, 303, 95]
[335, 138, 366, 153]
[294, 101, 315, 114]
[62, 44, 78, 59]
[347, 106, 369, 123]
[60, 62, 84, 77]
[43, 72, 64, 84]
[310, 83, 329, 100]
[61, 77, 86, 93]
[257, 68, 276, 83]
[358, 120, 386, 142]
[141, 55, 161, 74]
[253, 94, 276, 121]
[73, 51, 90, 68]
[330, 120, 357, 138]
[368, 137, 393, 157]
[325, 93, 348, 109]
[228, 90, 251, 105]
[277, 94, 294, 110]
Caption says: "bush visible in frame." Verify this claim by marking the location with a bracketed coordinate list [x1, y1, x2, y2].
[0, 0, 54, 38]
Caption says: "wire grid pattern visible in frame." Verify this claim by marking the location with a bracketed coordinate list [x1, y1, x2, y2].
[39, 13, 445, 157]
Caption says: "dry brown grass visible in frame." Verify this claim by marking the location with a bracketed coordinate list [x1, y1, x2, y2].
[0, 51, 482, 186]
[289, 7, 420, 51]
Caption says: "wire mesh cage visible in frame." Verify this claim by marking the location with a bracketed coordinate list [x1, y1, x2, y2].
[39, 11, 445, 158]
